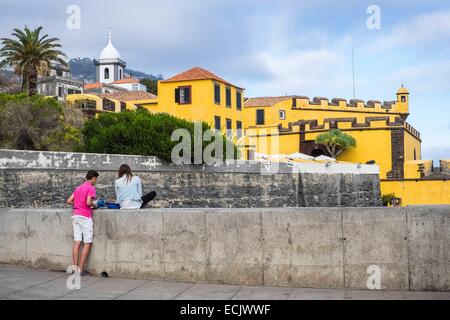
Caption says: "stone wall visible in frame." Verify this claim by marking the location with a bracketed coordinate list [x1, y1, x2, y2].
[0, 150, 382, 208]
[441, 160, 450, 175]
[1, 206, 449, 291]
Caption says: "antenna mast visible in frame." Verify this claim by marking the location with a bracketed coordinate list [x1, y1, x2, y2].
[352, 38, 356, 99]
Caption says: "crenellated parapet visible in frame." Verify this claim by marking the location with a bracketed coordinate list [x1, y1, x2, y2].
[273, 116, 421, 139]
[292, 95, 406, 114]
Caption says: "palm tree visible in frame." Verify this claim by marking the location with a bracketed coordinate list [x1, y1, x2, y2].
[0, 26, 68, 96]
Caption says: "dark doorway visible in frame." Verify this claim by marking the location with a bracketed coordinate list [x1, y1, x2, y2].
[311, 148, 325, 157]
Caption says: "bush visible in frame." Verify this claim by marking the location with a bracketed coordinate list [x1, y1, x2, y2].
[382, 193, 397, 207]
[78, 109, 239, 163]
[0, 93, 84, 151]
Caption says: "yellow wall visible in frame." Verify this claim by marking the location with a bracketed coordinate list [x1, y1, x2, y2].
[404, 130, 422, 161]
[153, 79, 244, 133]
[308, 129, 393, 179]
[404, 160, 433, 179]
[244, 92, 409, 129]
[381, 180, 450, 206]
[246, 130, 300, 156]
[66, 94, 123, 114]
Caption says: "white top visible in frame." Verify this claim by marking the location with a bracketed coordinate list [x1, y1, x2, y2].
[120, 199, 142, 210]
[99, 30, 120, 60]
[115, 175, 143, 210]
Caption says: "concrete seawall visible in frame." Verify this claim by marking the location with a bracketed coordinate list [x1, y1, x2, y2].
[1, 206, 449, 291]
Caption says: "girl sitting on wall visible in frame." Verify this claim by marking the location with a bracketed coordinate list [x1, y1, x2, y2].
[114, 164, 157, 210]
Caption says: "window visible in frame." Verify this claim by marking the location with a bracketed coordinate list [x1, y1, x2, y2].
[256, 109, 265, 125]
[58, 86, 64, 98]
[119, 69, 123, 80]
[78, 99, 97, 110]
[401, 96, 406, 103]
[214, 84, 221, 104]
[121, 102, 127, 112]
[175, 86, 192, 104]
[68, 89, 75, 95]
[236, 91, 242, 110]
[226, 87, 231, 107]
[132, 84, 139, 91]
[226, 118, 232, 137]
[236, 121, 243, 138]
[414, 148, 417, 161]
[104, 68, 110, 80]
[56, 69, 63, 77]
[279, 110, 286, 120]
[103, 98, 115, 112]
[214, 116, 221, 131]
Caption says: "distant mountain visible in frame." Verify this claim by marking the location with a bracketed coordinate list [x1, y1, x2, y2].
[69, 58, 163, 83]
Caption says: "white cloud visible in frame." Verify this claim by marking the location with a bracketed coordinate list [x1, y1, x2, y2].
[244, 48, 348, 96]
[386, 60, 450, 93]
[369, 10, 450, 52]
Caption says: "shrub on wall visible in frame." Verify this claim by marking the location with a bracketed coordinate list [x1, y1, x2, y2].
[78, 109, 239, 163]
[382, 193, 397, 207]
[0, 93, 84, 151]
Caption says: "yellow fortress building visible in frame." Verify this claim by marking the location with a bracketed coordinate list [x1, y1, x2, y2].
[66, 64, 449, 207]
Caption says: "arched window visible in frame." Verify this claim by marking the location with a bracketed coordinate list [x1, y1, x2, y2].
[104, 68, 110, 80]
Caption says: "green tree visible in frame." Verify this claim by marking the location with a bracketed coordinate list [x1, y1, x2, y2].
[0, 26, 67, 96]
[0, 93, 83, 151]
[140, 78, 158, 95]
[78, 109, 239, 163]
[382, 193, 397, 207]
[315, 129, 356, 159]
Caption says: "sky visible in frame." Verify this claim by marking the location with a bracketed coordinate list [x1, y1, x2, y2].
[1, 0, 449, 162]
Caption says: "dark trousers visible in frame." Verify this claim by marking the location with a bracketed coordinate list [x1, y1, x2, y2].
[141, 191, 157, 209]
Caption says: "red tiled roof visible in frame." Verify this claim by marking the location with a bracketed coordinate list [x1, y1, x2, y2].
[244, 96, 293, 107]
[84, 82, 128, 92]
[94, 91, 157, 101]
[161, 67, 244, 89]
[112, 77, 141, 84]
[84, 82, 102, 90]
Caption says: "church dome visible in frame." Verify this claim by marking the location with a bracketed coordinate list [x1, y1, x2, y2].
[99, 30, 120, 60]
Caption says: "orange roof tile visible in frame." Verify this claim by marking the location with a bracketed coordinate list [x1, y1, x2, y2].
[244, 96, 293, 107]
[84, 82, 102, 90]
[94, 91, 157, 101]
[112, 77, 141, 84]
[161, 67, 244, 89]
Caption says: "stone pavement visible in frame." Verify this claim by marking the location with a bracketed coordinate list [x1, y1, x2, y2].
[1, 264, 449, 300]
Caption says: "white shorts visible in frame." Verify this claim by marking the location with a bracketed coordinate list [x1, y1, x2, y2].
[72, 215, 94, 244]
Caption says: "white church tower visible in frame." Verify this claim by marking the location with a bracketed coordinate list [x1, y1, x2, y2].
[94, 29, 126, 84]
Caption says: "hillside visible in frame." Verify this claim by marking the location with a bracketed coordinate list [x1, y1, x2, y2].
[69, 58, 163, 82]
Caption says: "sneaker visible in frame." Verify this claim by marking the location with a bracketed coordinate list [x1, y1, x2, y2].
[79, 271, 90, 277]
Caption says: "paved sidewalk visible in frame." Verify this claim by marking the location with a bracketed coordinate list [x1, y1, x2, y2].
[1, 264, 449, 300]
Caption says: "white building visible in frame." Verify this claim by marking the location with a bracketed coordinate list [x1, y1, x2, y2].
[110, 77, 147, 91]
[87, 30, 147, 93]
[37, 63, 84, 101]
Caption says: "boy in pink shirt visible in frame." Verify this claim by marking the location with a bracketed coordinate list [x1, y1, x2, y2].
[67, 170, 99, 276]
